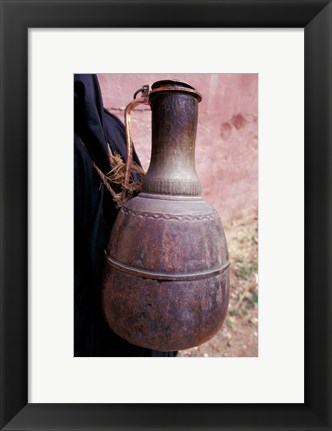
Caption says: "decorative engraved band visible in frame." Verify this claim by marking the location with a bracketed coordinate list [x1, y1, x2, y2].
[105, 253, 230, 281]
[120, 206, 220, 222]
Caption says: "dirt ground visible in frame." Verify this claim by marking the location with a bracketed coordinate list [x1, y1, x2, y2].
[178, 212, 258, 357]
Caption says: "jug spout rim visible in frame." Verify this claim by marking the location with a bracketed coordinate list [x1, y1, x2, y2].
[151, 79, 194, 90]
[150, 79, 202, 102]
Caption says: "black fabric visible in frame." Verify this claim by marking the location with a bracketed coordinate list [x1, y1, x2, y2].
[74, 74, 176, 357]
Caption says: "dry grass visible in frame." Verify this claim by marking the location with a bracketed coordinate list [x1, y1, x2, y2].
[93, 147, 146, 207]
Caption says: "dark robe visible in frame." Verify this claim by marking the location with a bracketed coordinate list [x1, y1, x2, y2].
[74, 74, 176, 357]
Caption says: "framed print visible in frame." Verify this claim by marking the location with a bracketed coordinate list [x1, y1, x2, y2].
[29, 32, 302, 404]
[1, 1, 331, 430]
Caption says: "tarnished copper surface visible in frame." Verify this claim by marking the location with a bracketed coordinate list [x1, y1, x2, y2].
[102, 80, 230, 351]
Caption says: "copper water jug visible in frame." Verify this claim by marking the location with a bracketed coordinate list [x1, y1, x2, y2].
[102, 80, 230, 351]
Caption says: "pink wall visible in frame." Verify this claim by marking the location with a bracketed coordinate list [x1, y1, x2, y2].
[98, 74, 258, 223]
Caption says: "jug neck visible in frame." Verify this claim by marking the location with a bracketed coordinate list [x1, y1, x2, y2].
[142, 80, 202, 196]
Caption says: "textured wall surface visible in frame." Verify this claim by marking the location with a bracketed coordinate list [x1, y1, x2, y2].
[98, 73, 258, 223]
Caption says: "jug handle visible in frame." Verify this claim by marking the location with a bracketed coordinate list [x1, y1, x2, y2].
[123, 85, 150, 200]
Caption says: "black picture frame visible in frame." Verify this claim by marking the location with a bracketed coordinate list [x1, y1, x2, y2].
[1, 1, 331, 430]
